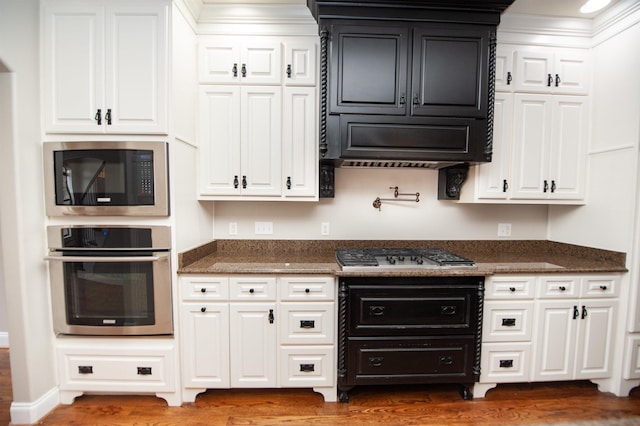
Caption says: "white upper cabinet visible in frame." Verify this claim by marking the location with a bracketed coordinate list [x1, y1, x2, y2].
[199, 37, 282, 85]
[198, 35, 319, 201]
[42, 0, 169, 134]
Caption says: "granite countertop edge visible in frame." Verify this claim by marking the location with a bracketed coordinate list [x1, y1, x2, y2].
[177, 240, 628, 276]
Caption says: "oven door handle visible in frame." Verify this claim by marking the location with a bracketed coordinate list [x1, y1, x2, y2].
[44, 254, 169, 262]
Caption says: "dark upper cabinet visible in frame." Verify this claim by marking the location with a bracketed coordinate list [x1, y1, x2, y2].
[330, 21, 490, 119]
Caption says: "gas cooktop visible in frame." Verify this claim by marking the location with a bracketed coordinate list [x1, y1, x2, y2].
[336, 248, 476, 271]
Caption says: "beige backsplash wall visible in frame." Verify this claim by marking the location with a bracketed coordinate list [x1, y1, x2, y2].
[212, 167, 550, 240]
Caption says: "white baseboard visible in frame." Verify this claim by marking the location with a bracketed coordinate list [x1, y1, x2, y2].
[10, 386, 59, 425]
[0, 332, 8, 348]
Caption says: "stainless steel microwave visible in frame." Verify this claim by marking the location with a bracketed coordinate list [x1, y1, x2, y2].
[43, 141, 169, 216]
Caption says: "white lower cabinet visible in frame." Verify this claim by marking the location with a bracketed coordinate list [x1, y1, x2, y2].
[56, 336, 180, 406]
[475, 274, 619, 398]
[180, 275, 337, 403]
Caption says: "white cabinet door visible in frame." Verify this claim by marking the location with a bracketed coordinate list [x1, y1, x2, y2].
[554, 52, 590, 95]
[42, 1, 168, 134]
[514, 50, 554, 93]
[510, 94, 553, 199]
[475, 92, 513, 199]
[533, 301, 577, 381]
[574, 300, 618, 380]
[43, 4, 105, 133]
[181, 303, 230, 388]
[104, 3, 168, 133]
[283, 87, 317, 198]
[284, 41, 317, 86]
[494, 45, 516, 92]
[514, 48, 589, 95]
[241, 41, 282, 85]
[240, 87, 282, 196]
[199, 86, 241, 195]
[198, 39, 241, 84]
[548, 96, 588, 200]
[230, 303, 277, 387]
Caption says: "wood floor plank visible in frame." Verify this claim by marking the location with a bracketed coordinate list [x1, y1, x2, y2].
[2, 349, 640, 425]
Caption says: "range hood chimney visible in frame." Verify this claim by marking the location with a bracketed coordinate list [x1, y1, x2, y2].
[307, 0, 515, 198]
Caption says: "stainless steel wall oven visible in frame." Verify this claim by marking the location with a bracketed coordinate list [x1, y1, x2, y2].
[43, 141, 169, 216]
[46, 225, 173, 336]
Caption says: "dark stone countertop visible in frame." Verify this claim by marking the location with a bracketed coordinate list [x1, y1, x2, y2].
[178, 240, 627, 277]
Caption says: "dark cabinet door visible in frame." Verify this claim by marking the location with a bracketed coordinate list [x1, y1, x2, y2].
[411, 25, 490, 118]
[330, 24, 408, 115]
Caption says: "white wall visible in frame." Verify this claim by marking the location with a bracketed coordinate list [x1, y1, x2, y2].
[213, 167, 550, 240]
[0, 0, 59, 422]
[548, 19, 640, 254]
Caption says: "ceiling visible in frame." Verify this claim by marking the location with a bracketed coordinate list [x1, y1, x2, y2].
[202, 0, 620, 19]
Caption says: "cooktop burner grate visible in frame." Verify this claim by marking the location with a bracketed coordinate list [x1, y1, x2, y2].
[336, 248, 474, 269]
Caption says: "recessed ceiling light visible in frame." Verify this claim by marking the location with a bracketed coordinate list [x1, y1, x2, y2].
[580, 0, 612, 14]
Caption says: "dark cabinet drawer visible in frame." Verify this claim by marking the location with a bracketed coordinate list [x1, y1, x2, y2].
[347, 337, 474, 384]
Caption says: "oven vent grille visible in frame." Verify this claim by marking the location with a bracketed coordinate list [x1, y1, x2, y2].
[340, 160, 442, 169]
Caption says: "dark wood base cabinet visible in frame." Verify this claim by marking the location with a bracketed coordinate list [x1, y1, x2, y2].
[337, 276, 484, 402]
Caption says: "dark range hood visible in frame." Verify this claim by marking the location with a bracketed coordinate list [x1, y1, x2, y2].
[307, 0, 515, 198]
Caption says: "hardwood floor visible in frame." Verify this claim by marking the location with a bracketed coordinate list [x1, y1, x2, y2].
[1, 348, 640, 425]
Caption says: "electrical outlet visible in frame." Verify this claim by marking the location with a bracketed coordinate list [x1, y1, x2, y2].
[255, 221, 273, 235]
[321, 222, 330, 236]
[229, 222, 238, 235]
[497, 223, 512, 237]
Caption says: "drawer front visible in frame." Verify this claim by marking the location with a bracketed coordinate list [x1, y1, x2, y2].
[230, 276, 277, 301]
[346, 337, 475, 384]
[280, 276, 335, 301]
[485, 276, 535, 300]
[279, 346, 335, 387]
[480, 342, 531, 383]
[348, 285, 478, 336]
[537, 276, 579, 299]
[483, 301, 534, 342]
[280, 303, 335, 344]
[59, 352, 174, 392]
[581, 276, 619, 298]
[181, 276, 229, 301]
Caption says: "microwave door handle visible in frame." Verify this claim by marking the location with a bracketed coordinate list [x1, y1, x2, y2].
[44, 254, 169, 263]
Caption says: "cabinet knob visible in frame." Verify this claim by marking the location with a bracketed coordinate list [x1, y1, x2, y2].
[201, 288, 207, 293]
[544, 180, 549, 193]
[232, 63, 238, 77]
[241, 63, 247, 77]
[286, 64, 292, 78]
[555, 74, 561, 87]
[600, 285, 608, 291]
[369, 357, 384, 367]
[559, 286, 566, 292]
[305, 288, 310, 293]
[573, 305, 579, 319]
[547, 73, 553, 87]
[582, 305, 588, 319]
[268, 309, 274, 324]
[95, 109, 102, 125]
[509, 287, 516, 292]
[233, 175, 239, 189]
[412, 93, 419, 106]
[286, 176, 292, 190]
[551, 180, 556, 193]
[439, 356, 454, 366]
[507, 71, 512, 85]
[249, 288, 255, 294]
[503, 179, 509, 193]
[201, 307, 207, 312]
[105, 108, 112, 125]
[399, 93, 406, 106]
[242, 175, 247, 189]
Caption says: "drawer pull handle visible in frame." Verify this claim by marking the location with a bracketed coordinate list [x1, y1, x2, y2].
[499, 359, 514, 368]
[600, 285, 608, 291]
[269, 309, 274, 324]
[78, 365, 93, 374]
[300, 320, 315, 329]
[201, 307, 207, 313]
[573, 305, 579, 320]
[441, 305, 457, 316]
[137, 367, 152, 376]
[559, 286, 566, 292]
[300, 363, 315, 372]
[369, 357, 384, 367]
[509, 287, 516, 292]
[439, 356, 454, 365]
[305, 288, 310, 293]
[201, 288, 207, 293]
[502, 318, 516, 327]
[249, 288, 255, 294]
[369, 306, 386, 316]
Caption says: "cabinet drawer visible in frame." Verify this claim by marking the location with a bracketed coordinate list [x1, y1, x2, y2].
[181, 276, 229, 301]
[279, 346, 335, 387]
[485, 276, 535, 300]
[483, 301, 534, 342]
[346, 337, 475, 384]
[279, 303, 335, 344]
[480, 342, 531, 383]
[581, 276, 619, 298]
[280, 276, 335, 301]
[230, 276, 277, 301]
[537, 276, 579, 298]
[58, 348, 175, 392]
